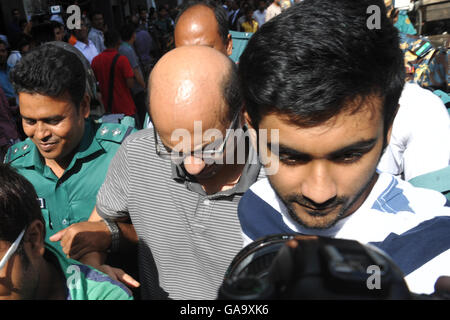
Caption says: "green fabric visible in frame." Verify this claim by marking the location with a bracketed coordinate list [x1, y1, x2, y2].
[45, 243, 133, 300]
[229, 30, 253, 63]
[5, 118, 136, 254]
[409, 166, 450, 201]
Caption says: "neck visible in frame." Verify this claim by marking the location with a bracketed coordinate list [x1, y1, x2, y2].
[198, 139, 250, 195]
[36, 257, 66, 300]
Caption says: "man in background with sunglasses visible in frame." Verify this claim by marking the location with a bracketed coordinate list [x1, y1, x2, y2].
[0, 164, 133, 300]
[52, 45, 263, 299]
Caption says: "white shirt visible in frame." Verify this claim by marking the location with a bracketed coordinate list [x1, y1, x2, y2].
[253, 9, 267, 27]
[239, 174, 450, 294]
[74, 39, 99, 64]
[377, 82, 450, 181]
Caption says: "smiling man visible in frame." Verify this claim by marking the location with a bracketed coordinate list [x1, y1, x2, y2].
[237, 0, 450, 295]
[4, 43, 135, 253]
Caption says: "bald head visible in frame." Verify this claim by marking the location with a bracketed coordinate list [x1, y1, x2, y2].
[149, 46, 242, 178]
[174, 4, 232, 56]
[149, 46, 240, 137]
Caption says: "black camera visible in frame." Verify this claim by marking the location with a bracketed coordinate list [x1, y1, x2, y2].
[218, 234, 418, 300]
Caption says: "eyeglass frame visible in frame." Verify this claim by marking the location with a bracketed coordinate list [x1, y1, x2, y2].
[153, 110, 242, 164]
[0, 229, 26, 271]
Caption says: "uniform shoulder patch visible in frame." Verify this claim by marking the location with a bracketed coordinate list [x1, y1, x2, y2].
[6, 140, 33, 163]
[95, 122, 135, 144]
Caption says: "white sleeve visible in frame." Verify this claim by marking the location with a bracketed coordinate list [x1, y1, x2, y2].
[378, 83, 450, 181]
[401, 87, 450, 181]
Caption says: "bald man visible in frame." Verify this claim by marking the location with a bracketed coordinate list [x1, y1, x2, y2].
[53, 46, 263, 300]
[174, 0, 233, 56]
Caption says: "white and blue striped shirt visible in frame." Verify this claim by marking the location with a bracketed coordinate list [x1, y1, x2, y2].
[238, 173, 450, 295]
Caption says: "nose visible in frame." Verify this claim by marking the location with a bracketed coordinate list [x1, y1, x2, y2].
[34, 122, 52, 141]
[183, 155, 206, 176]
[301, 161, 337, 206]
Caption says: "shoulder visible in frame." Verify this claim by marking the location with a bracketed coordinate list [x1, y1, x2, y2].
[69, 264, 134, 300]
[370, 173, 450, 216]
[4, 139, 34, 164]
[94, 115, 138, 145]
[46, 243, 133, 300]
[238, 178, 294, 241]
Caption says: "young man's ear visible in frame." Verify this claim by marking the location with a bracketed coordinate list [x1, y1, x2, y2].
[80, 93, 91, 119]
[226, 34, 233, 57]
[24, 220, 46, 259]
[386, 103, 400, 146]
[243, 109, 254, 130]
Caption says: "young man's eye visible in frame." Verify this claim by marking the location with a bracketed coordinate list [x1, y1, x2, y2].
[278, 155, 309, 166]
[334, 152, 363, 164]
[23, 119, 36, 125]
[46, 119, 62, 125]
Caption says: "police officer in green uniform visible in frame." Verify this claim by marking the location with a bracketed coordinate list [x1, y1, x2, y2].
[4, 42, 137, 256]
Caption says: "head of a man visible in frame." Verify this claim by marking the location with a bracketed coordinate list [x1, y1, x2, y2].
[90, 12, 104, 30]
[239, 0, 405, 229]
[149, 46, 243, 180]
[258, 0, 266, 12]
[174, 1, 232, 56]
[51, 21, 64, 42]
[104, 29, 122, 49]
[139, 7, 148, 21]
[0, 164, 46, 300]
[121, 24, 137, 44]
[74, 18, 89, 43]
[12, 9, 21, 22]
[10, 44, 90, 168]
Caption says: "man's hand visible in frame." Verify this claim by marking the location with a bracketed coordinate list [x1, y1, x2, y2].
[96, 264, 140, 289]
[49, 221, 111, 260]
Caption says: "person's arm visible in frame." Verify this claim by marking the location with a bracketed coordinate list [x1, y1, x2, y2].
[49, 141, 140, 287]
[133, 67, 146, 89]
[50, 206, 138, 261]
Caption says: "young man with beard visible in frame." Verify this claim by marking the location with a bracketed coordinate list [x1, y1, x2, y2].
[237, 0, 450, 295]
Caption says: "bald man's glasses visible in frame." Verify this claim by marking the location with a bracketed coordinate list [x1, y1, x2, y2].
[154, 111, 241, 164]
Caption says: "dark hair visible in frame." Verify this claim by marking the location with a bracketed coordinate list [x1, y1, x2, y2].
[175, 0, 230, 45]
[11, 35, 30, 52]
[0, 164, 44, 243]
[30, 22, 57, 46]
[89, 11, 103, 21]
[10, 44, 87, 109]
[239, 0, 405, 138]
[104, 29, 121, 48]
[120, 23, 136, 42]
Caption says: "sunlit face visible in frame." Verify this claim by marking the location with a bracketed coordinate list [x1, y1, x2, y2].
[19, 92, 89, 165]
[256, 96, 387, 229]
[174, 6, 232, 56]
[0, 240, 39, 300]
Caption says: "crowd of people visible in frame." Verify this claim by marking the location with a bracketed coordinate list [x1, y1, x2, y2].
[0, 0, 450, 301]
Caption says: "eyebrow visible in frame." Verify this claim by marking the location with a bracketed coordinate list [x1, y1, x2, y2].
[269, 138, 378, 159]
[21, 115, 64, 122]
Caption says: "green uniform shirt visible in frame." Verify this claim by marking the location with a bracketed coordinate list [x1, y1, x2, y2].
[5, 117, 136, 253]
[45, 242, 133, 300]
